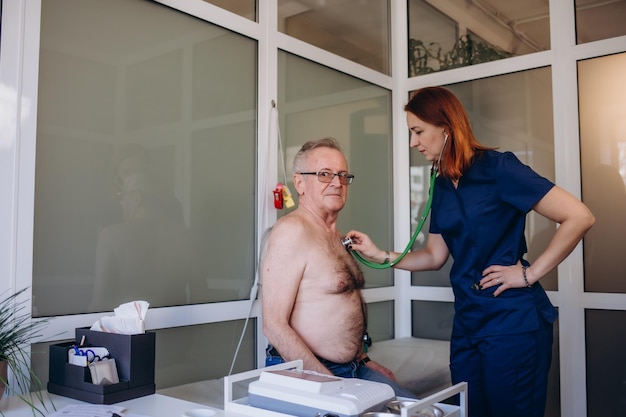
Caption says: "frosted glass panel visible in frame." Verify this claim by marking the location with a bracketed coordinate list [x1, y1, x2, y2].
[278, 0, 390, 74]
[278, 51, 393, 288]
[411, 301, 453, 340]
[367, 301, 395, 342]
[585, 310, 626, 416]
[34, 0, 257, 315]
[410, 68, 557, 290]
[579, 52, 626, 293]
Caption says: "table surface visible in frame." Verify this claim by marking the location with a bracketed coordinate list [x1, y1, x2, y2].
[0, 387, 462, 417]
[0, 391, 245, 417]
[0, 361, 464, 417]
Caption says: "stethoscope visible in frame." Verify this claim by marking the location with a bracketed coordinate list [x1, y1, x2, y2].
[343, 132, 448, 269]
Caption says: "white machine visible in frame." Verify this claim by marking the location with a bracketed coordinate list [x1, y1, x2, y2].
[247, 368, 395, 417]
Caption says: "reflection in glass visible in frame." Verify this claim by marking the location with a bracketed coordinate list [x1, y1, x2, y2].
[410, 68, 557, 290]
[575, 0, 626, 44]
[278, 0, 390, 74]
[90, 145, 200, 311]
[408, 0, 550, 76]
[585, 309, 626, 416]
[278, 51, 393, 288]
[579, 52, 626, 293]
[33, 0, 257, 315]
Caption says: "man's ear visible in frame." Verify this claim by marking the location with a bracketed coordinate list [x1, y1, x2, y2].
[293, 173, 305, 195]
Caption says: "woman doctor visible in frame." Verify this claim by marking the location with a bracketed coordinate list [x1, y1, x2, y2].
[346, 86, 594, 417]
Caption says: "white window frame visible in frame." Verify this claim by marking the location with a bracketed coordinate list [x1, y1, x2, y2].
[1, 1, 626, 415]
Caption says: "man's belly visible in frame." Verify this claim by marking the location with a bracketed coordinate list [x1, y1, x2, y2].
[291, 299, 364, 363]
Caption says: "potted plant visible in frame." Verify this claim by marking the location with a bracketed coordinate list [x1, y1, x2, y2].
[0, 287, 53, 414]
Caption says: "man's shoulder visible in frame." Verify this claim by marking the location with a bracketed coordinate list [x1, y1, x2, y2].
[275, 209, 313, 228]
[270, 210, 312, 239]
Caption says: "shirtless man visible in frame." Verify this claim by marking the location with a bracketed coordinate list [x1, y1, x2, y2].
[260, 138, 415, 398]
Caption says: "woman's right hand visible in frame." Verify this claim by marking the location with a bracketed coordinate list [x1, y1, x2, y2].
[345, 230, 387, 263]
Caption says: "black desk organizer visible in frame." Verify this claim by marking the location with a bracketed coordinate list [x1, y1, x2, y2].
[48, 327, 156, 404]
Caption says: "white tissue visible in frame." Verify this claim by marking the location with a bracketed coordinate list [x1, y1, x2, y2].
[90, 300, 149, 334]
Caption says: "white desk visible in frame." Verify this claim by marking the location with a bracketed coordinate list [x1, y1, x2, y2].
[0, 392, 245, 417]
[0, 361, 465, 417]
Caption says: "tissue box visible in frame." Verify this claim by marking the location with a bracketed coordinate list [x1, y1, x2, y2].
[48, 328, 156, 404]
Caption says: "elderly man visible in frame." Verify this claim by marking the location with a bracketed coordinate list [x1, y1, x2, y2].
[260, 137, 415, 398]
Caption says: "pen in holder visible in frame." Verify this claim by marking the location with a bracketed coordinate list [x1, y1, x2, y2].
[68, 346, 111, 367]
[48, 327, 156, 404]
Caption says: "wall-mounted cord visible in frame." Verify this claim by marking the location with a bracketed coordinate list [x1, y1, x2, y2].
[228, 101, 287, 375]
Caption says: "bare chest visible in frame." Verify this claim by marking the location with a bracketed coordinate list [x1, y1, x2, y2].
[303, 233, 365, 295]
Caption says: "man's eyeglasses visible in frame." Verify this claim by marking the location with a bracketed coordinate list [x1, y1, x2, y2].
[297, 170, 355, 185]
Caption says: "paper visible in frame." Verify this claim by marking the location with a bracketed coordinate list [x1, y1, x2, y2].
[45, 404, 124, 416]
[90, 300, 149, 334]
[89, 358, 120, 385]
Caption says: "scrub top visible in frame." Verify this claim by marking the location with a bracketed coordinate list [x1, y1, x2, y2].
[430, 150, 558, 338]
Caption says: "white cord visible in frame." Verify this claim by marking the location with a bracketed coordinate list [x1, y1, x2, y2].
[228, 241, 258, 376]
[276, 107, 289, 186]
[228, 102, 286, 375]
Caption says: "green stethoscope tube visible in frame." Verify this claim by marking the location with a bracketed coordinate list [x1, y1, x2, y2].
[351, 166, 438, 269]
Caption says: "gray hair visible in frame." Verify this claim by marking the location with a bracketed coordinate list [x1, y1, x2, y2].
[292, 137, 344, 173]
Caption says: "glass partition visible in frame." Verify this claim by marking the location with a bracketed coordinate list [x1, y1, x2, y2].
[411, 301, 453, 340]
[367, 301, 395, 342]
[579, 52, 626, 293]
[575, 0, 626, 44]
[410, 68, 557, 290]
[34, 0, 257, 315]
[278, 51, 394, 289]
[408, 0, 550, 76]
[278, 0, 390, 74]
[585, 309, 626, 416]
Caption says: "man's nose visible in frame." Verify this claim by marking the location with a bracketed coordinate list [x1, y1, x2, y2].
[330, 173, 343, 184]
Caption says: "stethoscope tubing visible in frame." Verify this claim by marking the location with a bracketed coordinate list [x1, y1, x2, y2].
[351, 164, 438, 269]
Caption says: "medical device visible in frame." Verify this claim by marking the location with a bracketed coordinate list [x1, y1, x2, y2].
[248, 368, 395, 417]
[346, 132, 447, 270]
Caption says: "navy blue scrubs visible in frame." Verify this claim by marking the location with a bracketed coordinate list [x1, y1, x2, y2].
[430, 151, 557, 417]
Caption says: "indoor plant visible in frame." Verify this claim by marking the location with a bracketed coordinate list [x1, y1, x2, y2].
[0, 287, 53, 415]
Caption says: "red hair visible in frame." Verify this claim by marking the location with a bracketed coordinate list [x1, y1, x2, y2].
[404, 87, 494, 182]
